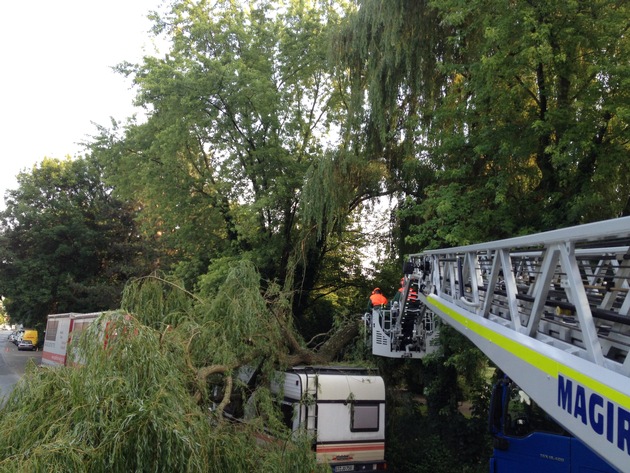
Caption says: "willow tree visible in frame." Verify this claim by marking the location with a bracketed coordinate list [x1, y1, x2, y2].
[0, 267, 330, 472]
[334, 0, 452, 255]
[90, 0, 390, 332]
[0, 259, 367, 471]
[340, 0, 630, 248]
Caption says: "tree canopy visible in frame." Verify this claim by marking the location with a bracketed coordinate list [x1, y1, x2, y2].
[0, 157, 157, 328]
[93, 0, 383, 329]
[341, 0, 630, 248]
[1, 0, 629, 471]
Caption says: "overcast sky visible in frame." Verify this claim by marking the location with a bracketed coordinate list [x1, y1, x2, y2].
[0, 0, 165, 209]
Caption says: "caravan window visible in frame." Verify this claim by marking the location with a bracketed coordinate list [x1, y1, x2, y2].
[280, 401, 295, 430]
[350, 403, 380, 432]
[73, 320, 91, 335]
[46, 321, 59, 341]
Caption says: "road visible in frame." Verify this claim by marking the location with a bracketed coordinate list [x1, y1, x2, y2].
[0, 330, 42, 401]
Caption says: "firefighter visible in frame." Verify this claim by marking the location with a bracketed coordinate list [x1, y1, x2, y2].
[407, 281, 419, 302]
[392, 277, 418, 304]
[367, 287, 388, 310]
[392, 278, 405, 304]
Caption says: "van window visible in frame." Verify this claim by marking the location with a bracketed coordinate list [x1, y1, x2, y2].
[351, 403, 379, 432]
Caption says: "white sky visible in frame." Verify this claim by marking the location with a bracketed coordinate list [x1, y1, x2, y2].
[0, 0, 165, 209]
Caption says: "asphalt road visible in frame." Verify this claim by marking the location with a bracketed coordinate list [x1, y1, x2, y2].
[0, 329, 42, 401]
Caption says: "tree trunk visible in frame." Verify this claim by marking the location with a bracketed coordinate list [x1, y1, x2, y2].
[282, 320, 361, 366]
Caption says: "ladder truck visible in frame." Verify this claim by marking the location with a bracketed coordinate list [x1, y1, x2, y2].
[367, 216, 630, 472]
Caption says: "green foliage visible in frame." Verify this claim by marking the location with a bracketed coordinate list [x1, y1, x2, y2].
[196, 260, 287, 367]
[0, 299, 6, 324]
[121, 274, 196, 329]
[122, 260, 288, 372]
[0, 312, 211, 472]
[0, 309, 324, 473]
[344, 0, 630, 251]
[89, 0, 384, 333]
[427, 0, 630, 230]
[385, 391, 489, 473]
[422, 326, 488, 418]
[0, 157, 157, 328]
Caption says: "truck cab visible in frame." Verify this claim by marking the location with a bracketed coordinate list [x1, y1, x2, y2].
[488, 377, 618, 473]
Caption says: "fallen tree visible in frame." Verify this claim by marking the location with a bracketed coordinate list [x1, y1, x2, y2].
[0, 261, 365, 472]
[122, 261, 363, 408]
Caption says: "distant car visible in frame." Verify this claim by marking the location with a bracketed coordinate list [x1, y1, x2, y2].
[13, 330, 24, 345]
[17, 339, 36, 351]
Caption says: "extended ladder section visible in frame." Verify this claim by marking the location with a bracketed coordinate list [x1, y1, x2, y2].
[402, 216, 630, 472]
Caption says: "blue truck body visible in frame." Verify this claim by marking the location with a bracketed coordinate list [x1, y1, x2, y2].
[489, 377, 619, 473]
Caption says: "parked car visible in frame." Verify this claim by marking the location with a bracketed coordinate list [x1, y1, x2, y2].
[17, 339, 36, 351]
[13, 330, 24, 345]
[21, 329, 39, 348]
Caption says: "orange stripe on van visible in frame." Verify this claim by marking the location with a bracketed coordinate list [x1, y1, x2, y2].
[316, 443, 384, 453]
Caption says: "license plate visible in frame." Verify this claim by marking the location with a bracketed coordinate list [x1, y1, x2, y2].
[334, 466, 355, 472]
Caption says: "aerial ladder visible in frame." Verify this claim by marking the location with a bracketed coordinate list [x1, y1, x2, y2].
[367, 216, 630, 472]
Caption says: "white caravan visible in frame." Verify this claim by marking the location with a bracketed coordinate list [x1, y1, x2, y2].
[41, 312, 102, 367]
[270, 366, 387, 472]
